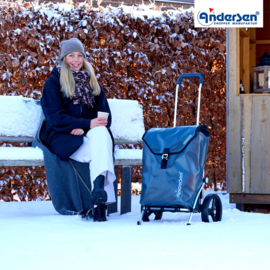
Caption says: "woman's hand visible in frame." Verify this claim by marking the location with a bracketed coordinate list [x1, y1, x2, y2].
[90, 117, 108, 129]
[70, 128, 84, 136]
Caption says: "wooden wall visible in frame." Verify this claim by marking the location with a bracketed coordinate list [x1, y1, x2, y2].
[227, 29, 242, 194]
[228, 9, 270, 204]
[242, 95, 270, 194]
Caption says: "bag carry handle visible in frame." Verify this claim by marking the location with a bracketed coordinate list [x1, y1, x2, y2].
[174, 73, 204, 127]
[177, 73, 204, 85]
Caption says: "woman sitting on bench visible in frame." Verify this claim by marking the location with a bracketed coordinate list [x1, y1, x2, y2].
[40, 38, 116, 222]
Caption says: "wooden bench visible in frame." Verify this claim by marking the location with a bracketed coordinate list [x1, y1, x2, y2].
[0, 96, 144, 215]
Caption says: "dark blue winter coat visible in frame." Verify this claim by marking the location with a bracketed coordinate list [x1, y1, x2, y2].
[39, 67, 113, 160]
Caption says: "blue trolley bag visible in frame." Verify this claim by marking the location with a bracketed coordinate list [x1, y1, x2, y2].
[140, 73, 210, 209]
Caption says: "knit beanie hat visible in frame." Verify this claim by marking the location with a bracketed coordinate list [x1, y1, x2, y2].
[59, 38, 86, 60]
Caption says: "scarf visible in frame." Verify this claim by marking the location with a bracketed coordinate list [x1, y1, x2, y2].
[56, 58, 95, 109]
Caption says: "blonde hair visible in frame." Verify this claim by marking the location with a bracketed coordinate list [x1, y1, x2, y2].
[60, 58, 101, 97]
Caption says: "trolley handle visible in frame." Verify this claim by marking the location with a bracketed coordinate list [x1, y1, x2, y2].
[174, 73, 204, 127]
[177, 73, 204, 85]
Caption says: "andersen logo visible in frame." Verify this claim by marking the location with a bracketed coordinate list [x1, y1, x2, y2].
[197, 8, 260, 26]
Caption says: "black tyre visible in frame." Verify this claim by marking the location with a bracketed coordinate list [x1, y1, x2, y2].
[141, 209, 163, 222]
[201, 194, 222, 222]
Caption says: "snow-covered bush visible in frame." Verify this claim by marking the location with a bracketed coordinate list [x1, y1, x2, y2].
[0, 1, 226, 201]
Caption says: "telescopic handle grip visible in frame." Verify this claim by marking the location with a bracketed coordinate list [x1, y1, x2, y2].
[177, 73, 204, 85]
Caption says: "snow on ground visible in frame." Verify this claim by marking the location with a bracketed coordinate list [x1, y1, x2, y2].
[0, 192, 270, 270]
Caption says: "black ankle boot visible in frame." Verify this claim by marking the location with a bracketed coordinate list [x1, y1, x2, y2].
[93, 204, 107, 222]
[92, 175, 107, 206]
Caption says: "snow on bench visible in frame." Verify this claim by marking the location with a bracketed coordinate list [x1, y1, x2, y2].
[0, 96, 144, 144]
[0, 147, 143, 166]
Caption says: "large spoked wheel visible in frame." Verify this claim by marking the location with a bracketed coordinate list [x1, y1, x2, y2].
[142, 209, 163, 222]
[201, 194, 222, 222]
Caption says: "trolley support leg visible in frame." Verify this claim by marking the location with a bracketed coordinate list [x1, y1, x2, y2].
[137, 209, 145, 225]
[187, 212, 194, 226]
[196, 84, 202, 126]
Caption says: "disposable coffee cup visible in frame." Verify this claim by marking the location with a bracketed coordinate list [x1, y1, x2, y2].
[98, 111, 109, 120]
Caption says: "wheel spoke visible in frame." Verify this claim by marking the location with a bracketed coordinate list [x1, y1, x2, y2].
[212, 198, 216, 209]
[211, 212, 217, 222]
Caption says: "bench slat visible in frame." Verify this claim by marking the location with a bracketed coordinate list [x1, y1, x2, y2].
[0, 136, 34, 143]
[0, 136, 142, 145]
[115, 159, 142, 166]
[0, 158, 142, 167]
[0, 159, 45, 167]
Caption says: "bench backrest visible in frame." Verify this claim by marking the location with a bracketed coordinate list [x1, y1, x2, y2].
[0, 96, 144, 144]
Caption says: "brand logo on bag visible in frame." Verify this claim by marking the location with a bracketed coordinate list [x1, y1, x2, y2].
[176, 172, 183, 198]
[183, 135, 192, 146]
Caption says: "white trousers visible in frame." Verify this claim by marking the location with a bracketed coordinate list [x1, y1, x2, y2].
[69, 126, 116, 204]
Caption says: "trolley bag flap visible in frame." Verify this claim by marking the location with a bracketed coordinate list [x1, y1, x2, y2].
[140, 125, 210, 209]
[142, 125, 209, 155]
